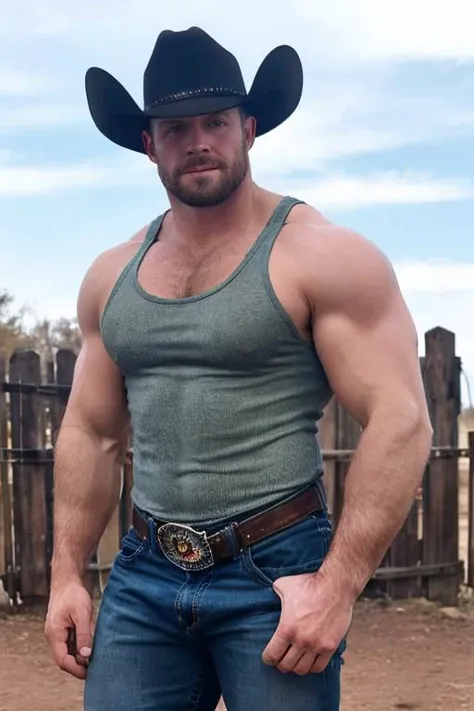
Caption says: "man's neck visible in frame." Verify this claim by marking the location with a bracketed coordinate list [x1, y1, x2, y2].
[167, 180, 260, 248]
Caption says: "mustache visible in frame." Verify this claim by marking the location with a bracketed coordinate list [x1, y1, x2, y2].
[180, 158, 225, 173]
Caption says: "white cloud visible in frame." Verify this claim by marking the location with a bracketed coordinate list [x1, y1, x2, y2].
[0, 4, 70, 38]
[394, 271, 474, 408]
[0, 104, 87, 133]
[395, 260, 474, 293]
[2, 156, 473, 212]
[0, 163, 110, 196]
[293, 171, 474, 210]
[0, 69, 53, 97]
[2, 1, 474, 183]
[0, 149, 14, 164]
[0, 153, 149, 196]
[294, 0, 474, 62]
[4, 0, 474, 63]
[250, 93, 474, 177]
[388, 259, 474, 407]
[0, 253, 80, 326]
[250, 100, 403, 175]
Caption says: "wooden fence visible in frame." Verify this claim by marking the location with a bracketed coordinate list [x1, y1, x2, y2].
[0, 326, 473, 610]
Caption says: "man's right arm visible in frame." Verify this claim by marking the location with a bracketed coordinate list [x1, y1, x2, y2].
[46, 254, 131, 676]
[51, 256, 130, 588]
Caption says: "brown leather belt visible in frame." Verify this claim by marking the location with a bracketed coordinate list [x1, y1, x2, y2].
[132, 484, 325, 571]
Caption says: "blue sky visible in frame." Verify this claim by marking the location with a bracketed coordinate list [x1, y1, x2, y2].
[1, 0, 474, 404]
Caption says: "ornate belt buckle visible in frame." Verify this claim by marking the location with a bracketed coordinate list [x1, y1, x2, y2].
[156, 522, 214, 571]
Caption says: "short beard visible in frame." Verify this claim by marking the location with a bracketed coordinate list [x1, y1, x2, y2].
[158, 138, 249, 208]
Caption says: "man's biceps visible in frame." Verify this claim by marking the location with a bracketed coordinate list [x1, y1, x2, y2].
[65, 349, 127, 420]
[320, 335, 410, 416]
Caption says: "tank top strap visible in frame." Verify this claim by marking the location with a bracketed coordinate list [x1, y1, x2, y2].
[133, 210, 169, 262]
[256, 195, 306, 259]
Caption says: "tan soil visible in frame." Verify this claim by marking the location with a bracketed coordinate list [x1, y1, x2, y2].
[1, 596, 473, 711]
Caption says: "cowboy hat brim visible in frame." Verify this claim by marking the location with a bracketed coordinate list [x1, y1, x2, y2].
[85, 45, 303, 153]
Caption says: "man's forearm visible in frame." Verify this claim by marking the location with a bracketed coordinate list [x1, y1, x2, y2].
[50, 425, 126, 589]
[319, 406, 432, 598]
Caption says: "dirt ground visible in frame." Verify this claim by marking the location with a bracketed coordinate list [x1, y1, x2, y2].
[1, 595, 473, 711]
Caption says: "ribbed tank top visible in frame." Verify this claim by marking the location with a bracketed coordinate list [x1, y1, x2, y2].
[100, 195, 333, 525]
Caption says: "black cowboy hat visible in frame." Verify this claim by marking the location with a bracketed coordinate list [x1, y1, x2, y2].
[85, 26, 303, 153]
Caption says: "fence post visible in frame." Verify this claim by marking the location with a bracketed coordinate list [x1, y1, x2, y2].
[45, 349, 77, 590]
[422, 327, 461, 605]
[386, 502, 422, 599]
[334, 403, 360, 527]
[9, 349, 49, 605]
[468, 431, 474, 590]
[0, 351, 5, 579]
[0, 349, 15, 601]
[50, 348, 76, 445]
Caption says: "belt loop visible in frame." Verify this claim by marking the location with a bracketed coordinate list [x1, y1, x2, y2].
[147, 515, 159, 553]
[135, 506, 158, 551]
[223, 523, 241, 557]
[315, 477, 328, 511]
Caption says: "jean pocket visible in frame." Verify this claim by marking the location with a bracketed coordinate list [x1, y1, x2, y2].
[242, 512, 332, 588]
[116, 526, 149, 564]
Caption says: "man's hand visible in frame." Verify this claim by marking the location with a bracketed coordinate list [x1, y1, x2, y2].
[262, 571, 352, 676]
[45, 581, 95, 679]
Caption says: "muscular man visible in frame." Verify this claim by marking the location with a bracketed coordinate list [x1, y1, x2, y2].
[45, 27, 433, 710]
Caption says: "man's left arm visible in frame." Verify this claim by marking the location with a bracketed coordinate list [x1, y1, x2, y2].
[262, 225, 433, 676]
[310, 231, 433, 598]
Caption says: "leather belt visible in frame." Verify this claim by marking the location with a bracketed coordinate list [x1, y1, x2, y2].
[132, 484, 325, 572]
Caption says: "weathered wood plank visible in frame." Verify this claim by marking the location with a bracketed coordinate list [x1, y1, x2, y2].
[468, 431, 474, 589]
[332, 403, 361, 527]
[0, 350, 8, 580]
[9, 349, 49, 601]
[422, 328, 461, 605]
[387, 498, 423, 599]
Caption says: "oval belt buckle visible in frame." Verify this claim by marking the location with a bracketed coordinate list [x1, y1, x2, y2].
[157, 522, 214, 571]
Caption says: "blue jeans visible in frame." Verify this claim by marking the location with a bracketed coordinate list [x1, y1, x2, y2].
[84, 497, 346, 710]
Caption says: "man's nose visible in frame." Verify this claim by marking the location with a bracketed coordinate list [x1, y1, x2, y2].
[185, 125, 212, 154]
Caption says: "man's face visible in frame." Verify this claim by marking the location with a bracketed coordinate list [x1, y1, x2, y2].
[143, 108, 255, 207]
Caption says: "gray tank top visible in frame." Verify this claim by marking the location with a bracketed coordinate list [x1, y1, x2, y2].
[100, 196, 333, 525]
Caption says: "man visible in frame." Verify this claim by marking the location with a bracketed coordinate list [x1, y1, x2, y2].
[44, 27, 433, 710]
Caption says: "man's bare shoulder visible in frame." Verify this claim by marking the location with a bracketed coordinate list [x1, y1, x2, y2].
[285, 201, 384, 257]
[282, 203, 397, 308]
[85, 223, 149, 279]
[76, 223, 151, 331]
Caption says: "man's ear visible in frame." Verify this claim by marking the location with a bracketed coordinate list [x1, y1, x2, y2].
[244, 116, 257, 150]
[142, 130, 157, 163]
